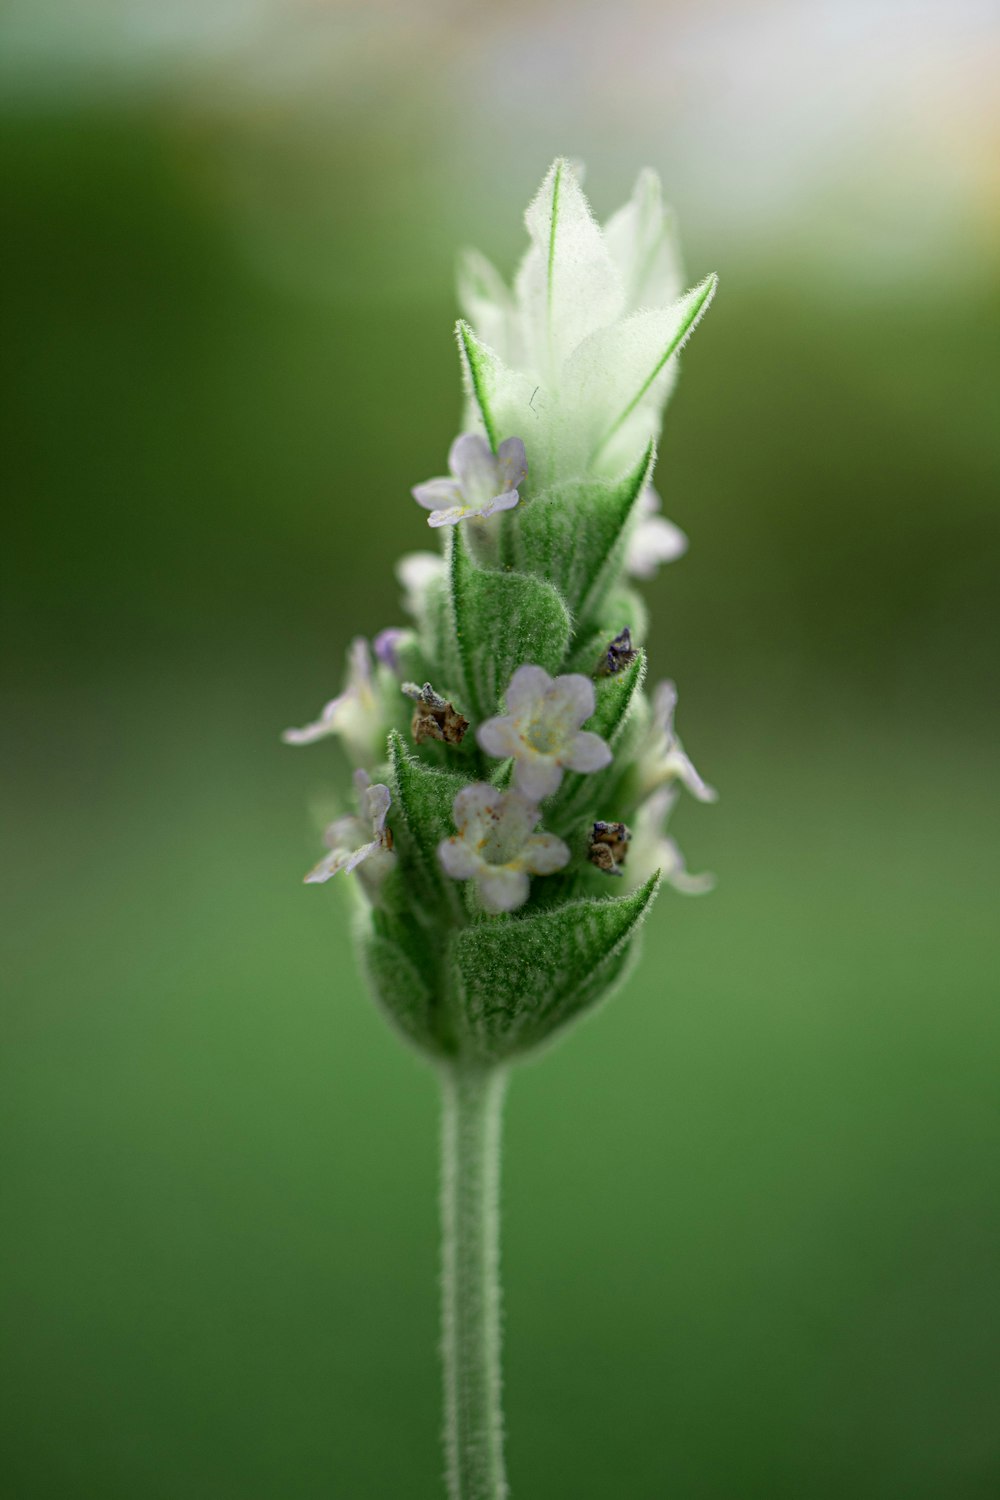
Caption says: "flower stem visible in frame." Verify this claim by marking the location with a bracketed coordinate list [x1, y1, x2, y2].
[439, 1063, 509, 1500]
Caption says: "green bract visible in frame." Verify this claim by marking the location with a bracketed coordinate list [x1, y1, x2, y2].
[285, 158, 718, 1064]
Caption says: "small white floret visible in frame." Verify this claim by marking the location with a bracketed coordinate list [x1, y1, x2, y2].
[412, 434, 526, 528]
[638, 680, 717, 803]
[305, 770, 395, 894]
[626, 486, 689, 579]
[437, 783, 569, 914]
[282, 638, 385, 767]
[477, 664, 612, 800]
[628, 786, 715, 895]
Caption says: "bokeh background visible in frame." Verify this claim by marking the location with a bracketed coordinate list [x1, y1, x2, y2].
[3, 1, 999, 1495]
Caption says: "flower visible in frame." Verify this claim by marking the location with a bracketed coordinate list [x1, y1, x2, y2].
[638, 680, 717, 802]
[438, 784, 569, 914]
[477, 664, 612, 800]
[397, 551, 444, 608]
[412, 433, 526, 528]
[626, 487, 688, 579]
[282, 637, 385, 768]
[304, 770, 395, 892]
[628, 786, 714, 894]
[373, 627, 408, 674]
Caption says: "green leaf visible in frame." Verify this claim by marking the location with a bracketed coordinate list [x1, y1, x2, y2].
[388, 731, 468, 914]
[565, 273, 717, 469]
[589, 649, 647, 746]
[449, 875, 660, 1059]
[602, 166, 684, 310]
[511, 444, 653, 623]
[362, 919, 447, 1055]
[455, 320, 537, 457]
[449, 533, 572, 722]
[514, 157, 624, 378]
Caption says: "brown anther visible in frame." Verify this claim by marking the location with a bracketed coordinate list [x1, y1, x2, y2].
[402, 681, 469, 747]
[595, 628, 639, 678]
[588, 820, 631, 876]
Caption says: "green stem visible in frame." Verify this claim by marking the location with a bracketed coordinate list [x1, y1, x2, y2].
[439, 1063, 509, 1500]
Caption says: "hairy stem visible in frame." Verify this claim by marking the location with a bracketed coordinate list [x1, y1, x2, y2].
[440, 1063, 509, 1500]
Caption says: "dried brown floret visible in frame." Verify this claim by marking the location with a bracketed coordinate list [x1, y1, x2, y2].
[587, 820, 631, 876]
[402, 681, 470, 746]
[595, 628, 639, 677]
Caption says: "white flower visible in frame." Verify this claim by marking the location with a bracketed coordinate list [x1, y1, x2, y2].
[477, 664, 612, 800]
[397, 551, 445, 623]
[412, 433, 526, 528]
[628, 786, 714, 895]
[626, 486, 688, 579]
[638, 681, 717, 803]
[438, 784, 569, 914]
[304, 770, 395, 892]
[282, 637, 384, 768]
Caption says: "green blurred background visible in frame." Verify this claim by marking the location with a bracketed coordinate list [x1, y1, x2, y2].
[3, 2, 999, 1495]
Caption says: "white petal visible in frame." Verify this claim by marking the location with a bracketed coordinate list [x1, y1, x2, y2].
[477, 866, 530, 914]
[565, 730, 613, 774]
[452, 782, 502, 839]
[304, 846, 352, 884]
[347, 636, 373, 688]
[627, 515, 688, 578]
[504, 663, 552, 717]
[281, 694, 343, 745]
[523, 833, 571, 876]
[323, 813, 365, 851]
[449, 432, 498, 505]
[397, 551, 444, 597]
[645, 785, 679, 829]
[438, 837, 482, 881]
[661, 837, 715, 895]
[653, 680, 678, 736]
[496, 788, 540, 847]
[341, 836, 382, 875]
[667, 748, 718, 804]
[512, 754, 563, 801]
[427, 506, 470, 528]
[476, 715, 520, 760]
[477, 487, 520, 519]
[357, 846, 396, 891]
[412, 478, 462, 511]
[361, 781, 392, 832]
[515, 158, 625, 380]
[495, 436, 527, 489]
[545, 672, 595, 728]
[565, 275, 717, 469]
